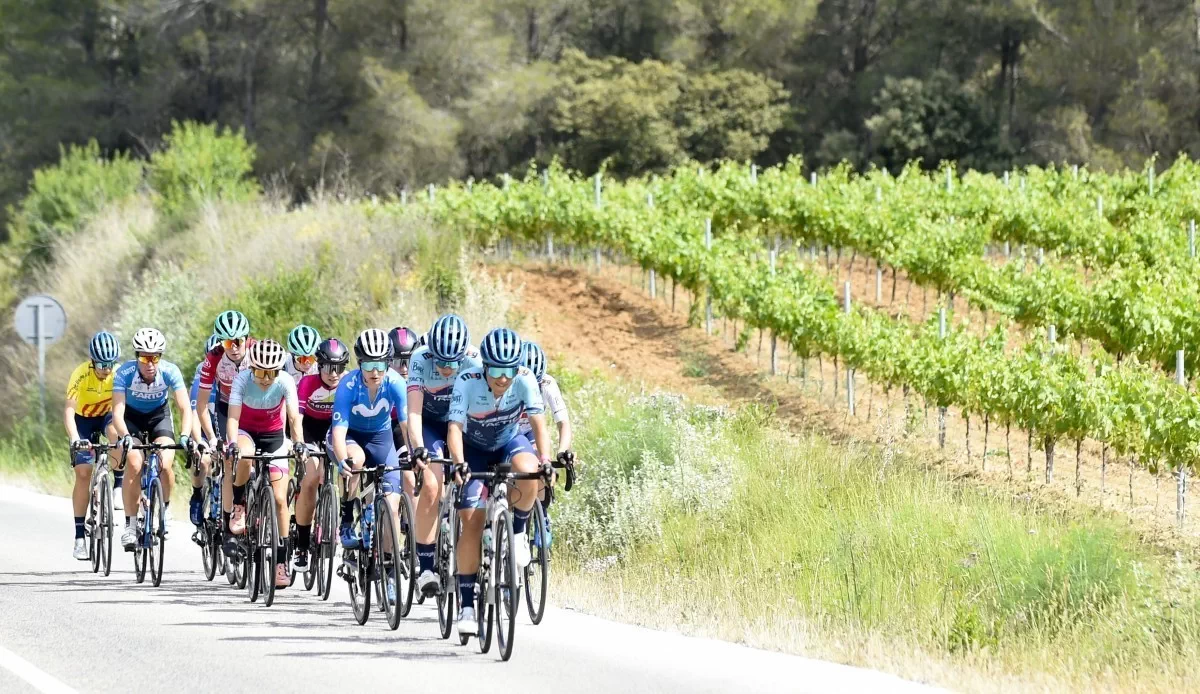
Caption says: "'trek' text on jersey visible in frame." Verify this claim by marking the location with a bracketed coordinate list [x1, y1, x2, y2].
[405, 345, 482, 421]
[112, 360, 186, 413]
[331, 369, 408, 433]
[448, 366, 544, 451]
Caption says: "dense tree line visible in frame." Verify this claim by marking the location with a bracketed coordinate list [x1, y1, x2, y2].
[2, 0, 1198, 234]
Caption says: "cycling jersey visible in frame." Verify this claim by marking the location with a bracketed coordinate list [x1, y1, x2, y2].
[112, 360, 186, 413]
[297, 374, 336, 421]
[66, 361, 113, 417]
[284, 357, 318, 383]
[406, 345, 482, 421]
[331, 369, 408, 433]
[448, 366, 543, 451]
[228, 369, 298, 434]
[197, 341, 254, 405]
[518, 374, 568, 437]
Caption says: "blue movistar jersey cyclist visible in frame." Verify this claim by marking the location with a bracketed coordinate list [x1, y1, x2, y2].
[448, 366, 543, 451]
[331, 369, 409, 433]
[112, 360, 186, 413]
[406, 345, 482, 421]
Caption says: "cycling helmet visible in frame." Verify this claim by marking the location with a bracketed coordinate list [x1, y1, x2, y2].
[287, 324, 321, 356]
[316, 337, 350, 365]
[480, 328, 523, 368]
[354, 328, 393, 362]
[88, 331, 120, 363]
[388, 326, 420, 360]
[213, 310, 250, 340]
[131, 328, 167, 355]
[249, 339, 288, 370]
[521, 341, 546, 380]
[428, 314, 469, 362]
[205, 333, 221, 353]
[417, 332, 428, 349]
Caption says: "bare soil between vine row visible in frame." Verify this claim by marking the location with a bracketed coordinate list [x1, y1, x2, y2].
[493, 259, 1200, 556]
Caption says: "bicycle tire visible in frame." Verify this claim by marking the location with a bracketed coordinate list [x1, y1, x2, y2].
[315, 483, 336, 600]
[99, 474, 113, 577]
[525, 500, 549, 625]
[148, 479, 166, 587]
[134, 494, 148, 584]
[377, 497, 403, 630]
[88, 469, 105, 573]
[286, 478, 298, 587]
[348, 499, 371, 624]
[494, 509, 517, 661]
[260, 491, 279, 608]
[478, 521, 495, 654]
[396, 492, 417, 618]
[247, 491, 262, 603]
[438, 501, 457, 640]
[201, 478, 217, 581]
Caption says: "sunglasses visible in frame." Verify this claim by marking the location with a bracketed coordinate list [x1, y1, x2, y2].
[93, 360, 116, 370]
[391, 357, 410, 368]
[435, 359, 460, 370]
[252, 367, 279, 379]
[295, 355, 317, 368]
[486, 366, 518, 379]
[320, 363, 346, 375]
[360, 361, 388, 373]
[136, 354, 161, 365]
[222, 338, 247, 351]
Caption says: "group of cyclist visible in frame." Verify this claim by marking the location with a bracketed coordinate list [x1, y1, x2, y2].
[64, 311, 574, 637]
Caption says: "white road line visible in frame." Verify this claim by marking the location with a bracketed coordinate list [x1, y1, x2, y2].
[0, 643, 80, 694]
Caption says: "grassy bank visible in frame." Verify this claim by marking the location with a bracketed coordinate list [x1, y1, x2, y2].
[549, 375, 1200, 693]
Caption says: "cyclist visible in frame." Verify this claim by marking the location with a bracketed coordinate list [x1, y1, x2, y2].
[196, 310, 253, 534]
[446, 327, 552, 635]
[406, 314, 481, 596]
[64, 331, 120, 560]
[330, 328, 410, 601]
[224, 339, 306, 589]
[518, 341, 573, 549]
[387, 326, 419, 451]
[284, 324, 321, 382]
[188, 334, 221, 530]
[291, 337, 349, 571]
[112, 328, 193, 551]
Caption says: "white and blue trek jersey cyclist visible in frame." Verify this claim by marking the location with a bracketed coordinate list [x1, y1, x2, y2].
[406, 345, 482, 420]
[448, 366, 543, 458]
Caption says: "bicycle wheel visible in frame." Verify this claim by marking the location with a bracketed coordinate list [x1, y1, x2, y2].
[148, 479, 166, 587]
[477, 524, 495, 655]
[437, 502, 457, 640]
[376, 497, 403, 630]
[99, 478, 113, 577]
[315, 483, 336, 600]
[494, 509, 517, 661]
[134, 496, 148, 584]
[395, 493, 417, 618]
[247, 495, 262, 603]
[200, 478, 217, 581]
[524, 500, 549, 625]
[259, 491, 279, 608]
[347, 499, 371, 624]
[286, 477, 298, 587]
[88, 469, 105, 573]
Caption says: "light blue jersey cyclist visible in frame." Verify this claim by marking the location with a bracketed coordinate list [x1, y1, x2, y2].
[448, 366, 543, 455]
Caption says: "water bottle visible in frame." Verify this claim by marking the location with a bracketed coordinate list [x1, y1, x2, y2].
[440, 516, 450, 539]
[481, 527, 492, 567]
[363, 503, 375, 548]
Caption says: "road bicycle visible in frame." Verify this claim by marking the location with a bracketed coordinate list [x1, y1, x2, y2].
[524, 451, 576, 625]
[228, 448, 298, 607]
[337, 461, 416, 630]
[79, 441, 117, 576]
[191, 444, 227, 582]
[414, 455, 462, 641]
[303, 447, 338, 601]
[125, 442, 187, 587]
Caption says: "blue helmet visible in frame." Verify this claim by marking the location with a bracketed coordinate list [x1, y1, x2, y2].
[205, 333, 221, 353]
[480, 328, 523, 368]
[521, 341, 546, 380]
[88, 331, 120, 363]
[428, 314, 470, 362]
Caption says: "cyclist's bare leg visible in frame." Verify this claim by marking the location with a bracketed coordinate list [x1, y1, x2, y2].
[455, 508, 485, 575]
[71, 462, 93, 517]
[296, 457, 320, 525]
[270, 468, 289, 543]
[509, 451, 540, 516]
[122, 443, 147, 513]
[154, 435, 176, 502]
[343, 444, 366, 498]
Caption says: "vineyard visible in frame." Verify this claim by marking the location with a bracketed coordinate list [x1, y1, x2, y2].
[383, 158, 1200, 525]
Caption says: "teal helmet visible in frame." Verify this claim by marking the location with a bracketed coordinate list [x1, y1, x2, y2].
[213, 310, 250, 340]
[287, 324, 321, 356]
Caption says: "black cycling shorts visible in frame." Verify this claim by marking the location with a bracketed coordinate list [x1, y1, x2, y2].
[125, 405, 174, 442]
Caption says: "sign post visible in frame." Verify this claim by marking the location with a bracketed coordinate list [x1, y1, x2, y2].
[14, 294, 67, 429]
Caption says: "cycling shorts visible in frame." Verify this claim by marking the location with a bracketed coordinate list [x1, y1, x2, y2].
[72, 413, 112, 466]
[329, 427, 402, 496]
[302, 417, 331, 447]
[458, 434, 536, 511]
[237, 429, 289, 477]
[126, 404, 174, 442]
[421, 419, 450, 458]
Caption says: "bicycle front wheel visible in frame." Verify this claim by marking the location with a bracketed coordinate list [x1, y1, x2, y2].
[88, 469, 106, 574]
[148, 479, 166, 587]
[201, 478, 217, 581]
[437, 501, 457, 640]
[493, 509, 517, 661]
[258, 491, 279, 608]
[525, 500, 550, 625]
[314, 483, 336, 600]
[376, 497, 403, 630]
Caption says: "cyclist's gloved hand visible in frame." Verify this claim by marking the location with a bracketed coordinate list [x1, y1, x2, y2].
[557, 450, 576, 466]
[292, 441, 308, 460]
[118, 435, 133, 451]
[339, 457, 354, 478]
[196, 438, 211, 454]
[224, 440, 240, 461]
[412, 446, 429, 463]
[453, 461, 470, 482]
[69, 438, 89, 452]
[178, 433, 192, 450]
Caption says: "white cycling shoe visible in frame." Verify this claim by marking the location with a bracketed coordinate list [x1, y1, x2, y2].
[120, 525, 137, 551]
[513, 532, 531, 568]
[72, 538, 89, 561]
[112, 493, 123, 511]
[417, 570, 440, 596]
[457, 606, 478, 636]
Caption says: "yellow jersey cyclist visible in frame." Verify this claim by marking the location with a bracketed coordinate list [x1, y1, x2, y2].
[113, 328, 194, 551]
[65, 331, 121, 560]
[518, 341, 574, 550]
[447, 327, 552, 635]
[223, 339, 306, 589]
[284, 324, 321, 383]
[406, 314, 482, 596]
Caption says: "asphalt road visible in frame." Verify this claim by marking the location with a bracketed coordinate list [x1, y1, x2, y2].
[0, 485, 944, 694]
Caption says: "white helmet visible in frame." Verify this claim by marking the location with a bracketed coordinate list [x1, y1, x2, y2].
[249, 339, 288, 370]
[131, 328, 166, 355]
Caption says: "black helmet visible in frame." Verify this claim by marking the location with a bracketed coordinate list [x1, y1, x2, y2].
[316, 338, 350, 366]
[388, 326, 420, 360]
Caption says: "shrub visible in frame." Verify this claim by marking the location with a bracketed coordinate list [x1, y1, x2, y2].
[147, 121, 259, 223]
[5, 141, 143, 270]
